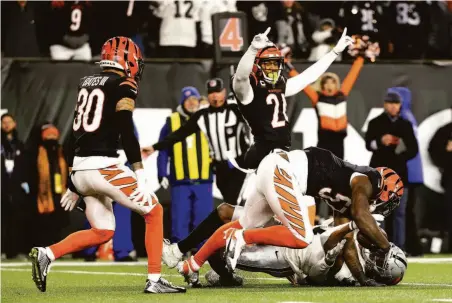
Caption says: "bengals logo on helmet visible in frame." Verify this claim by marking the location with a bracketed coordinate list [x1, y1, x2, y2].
[373, 167, 404, 217]
[99, 36, 144, 81]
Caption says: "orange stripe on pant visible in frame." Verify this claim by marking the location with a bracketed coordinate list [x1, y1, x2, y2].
[274, 167, 293, 189]
[274, 166, 306, 238]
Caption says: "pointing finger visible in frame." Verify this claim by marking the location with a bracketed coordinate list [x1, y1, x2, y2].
[263, 27, 271, 36]
[342, 27, 347, 37]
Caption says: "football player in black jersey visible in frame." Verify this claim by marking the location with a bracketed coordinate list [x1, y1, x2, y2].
[29, 37, 185, 294]
[176, 147, 402, 286]
[231, 27, 354, 169]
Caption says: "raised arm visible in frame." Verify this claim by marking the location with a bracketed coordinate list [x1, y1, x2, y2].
[285, 28, 354, 97]
[284, 57, 319, 106]
[340, 57, 364, 96]
[152, 111, 201, 151]
[233, 27, 273, 104]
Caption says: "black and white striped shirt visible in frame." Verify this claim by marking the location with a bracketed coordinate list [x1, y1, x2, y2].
[153, 98, 250, 162]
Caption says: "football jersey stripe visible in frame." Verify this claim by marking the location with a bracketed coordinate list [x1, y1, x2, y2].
[316, 101, 347, 118]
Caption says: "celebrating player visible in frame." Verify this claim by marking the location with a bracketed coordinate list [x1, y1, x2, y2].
[231, 27, 353, 169]
[176, 147, 403, 284]
[29, 37, 185, 294]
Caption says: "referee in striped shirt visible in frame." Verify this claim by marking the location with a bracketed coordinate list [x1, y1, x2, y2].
[143, 78, 250, 203]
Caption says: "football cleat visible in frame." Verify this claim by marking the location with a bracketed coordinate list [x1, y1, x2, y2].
[225, 228, 246, 272]
[205, 269, 244, 287]
[29, 247, 52, 292]
[144, 277, 186, 293]
[162, 239, 183, 268]
[176, 258, 202, 288]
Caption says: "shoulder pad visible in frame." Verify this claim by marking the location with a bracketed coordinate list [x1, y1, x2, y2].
[119, 77, 138, 90]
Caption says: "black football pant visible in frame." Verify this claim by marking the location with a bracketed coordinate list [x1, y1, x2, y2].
[215, 160, 246, 205]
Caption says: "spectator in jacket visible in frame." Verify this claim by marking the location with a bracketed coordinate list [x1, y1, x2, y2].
[156, 87, 213, 243]
[1, 114, 30, 259]
[389, 87, 424, 255]
[428, 121, 452, 253]
[365, 91, 419, 251]
[29, 123, 68, 247]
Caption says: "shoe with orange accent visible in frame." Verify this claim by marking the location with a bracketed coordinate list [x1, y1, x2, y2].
[176, 259, 201, 288]
[225, 228, 246, 272]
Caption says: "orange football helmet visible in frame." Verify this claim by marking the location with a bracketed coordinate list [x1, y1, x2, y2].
[373, 167, 404, 217]
[99, 36, 144, 81]
[253, 45, 284, 84]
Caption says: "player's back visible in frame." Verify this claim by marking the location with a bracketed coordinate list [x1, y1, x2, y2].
[233, 73, 291, 148]
[292, 147, 381, 214]
[72, 71, 138, 170]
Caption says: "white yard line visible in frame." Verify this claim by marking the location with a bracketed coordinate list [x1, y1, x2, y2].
[431, 300, 452, 302]
[2, 268, 452, 287]
[2, 257, 452, 268]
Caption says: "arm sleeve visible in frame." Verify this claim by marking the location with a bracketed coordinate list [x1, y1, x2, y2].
[116, 110, 141, 165]
[399, 121, 419, 161]
[307, 257, 333, 284]
[232, 46, 258, 104]
[153, 112, 201, 151]
[340, 57, 364, 96]
[285, 51, 338, 97]
[156, 122, 170, 179]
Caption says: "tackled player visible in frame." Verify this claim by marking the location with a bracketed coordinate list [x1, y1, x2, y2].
[175, 147, 403, 287]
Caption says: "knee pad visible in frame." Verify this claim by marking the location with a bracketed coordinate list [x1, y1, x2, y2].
[92, 228, 114, 244]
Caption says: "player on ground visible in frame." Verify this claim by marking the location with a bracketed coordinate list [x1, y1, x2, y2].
[176, 147, 402, 285]
[231, 27, 353, 169]
[29, 36, 185, 294]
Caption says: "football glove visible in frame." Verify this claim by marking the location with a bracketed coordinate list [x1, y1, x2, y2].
[250, 27, 273, 51]
[333, 27, 354, 54]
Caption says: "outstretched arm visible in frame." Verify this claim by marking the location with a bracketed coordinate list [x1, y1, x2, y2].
[285, 28, 354, 97]
[233, 27, 272, 104]
[350, 176, 390, 251]
[285, 59, 319, 106]
[153, 112, 201, 151]
[285, 51, 338, 97]
[340, 57, 364, 96]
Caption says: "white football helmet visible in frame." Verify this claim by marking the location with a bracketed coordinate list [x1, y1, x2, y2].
[365, 244, 407, 285]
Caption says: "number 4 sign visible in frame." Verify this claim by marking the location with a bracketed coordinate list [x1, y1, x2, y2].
[219, 18, 244, 51]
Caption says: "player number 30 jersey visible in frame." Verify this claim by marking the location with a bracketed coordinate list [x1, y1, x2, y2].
[72, 71, 138, 164]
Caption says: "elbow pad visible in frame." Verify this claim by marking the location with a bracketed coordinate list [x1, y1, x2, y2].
[116, 110, 142, 165]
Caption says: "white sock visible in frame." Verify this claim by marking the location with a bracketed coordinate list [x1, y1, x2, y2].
[189, 256, 200, 271]
[45, 247, 55, 261]
[148, 273, 161, 283]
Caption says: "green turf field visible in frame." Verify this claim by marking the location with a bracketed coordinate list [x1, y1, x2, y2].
[2, 259, 452, 303]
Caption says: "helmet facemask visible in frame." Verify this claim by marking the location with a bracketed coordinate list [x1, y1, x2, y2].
[259, 58, 283, 84]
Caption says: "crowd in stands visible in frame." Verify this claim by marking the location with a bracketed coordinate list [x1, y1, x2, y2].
[2, 0, 452, 60]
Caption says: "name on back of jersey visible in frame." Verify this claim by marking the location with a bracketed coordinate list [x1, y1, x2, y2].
[81, 76, 109, 87]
